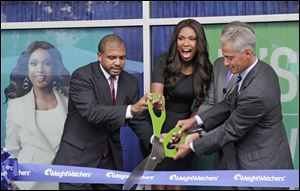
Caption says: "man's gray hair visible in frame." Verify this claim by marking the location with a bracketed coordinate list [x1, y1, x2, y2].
[222, 21, 255, 35]
[221, 26, 256, 53]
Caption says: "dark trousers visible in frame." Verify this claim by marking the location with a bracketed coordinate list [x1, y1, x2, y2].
[59, 154, 122, 190]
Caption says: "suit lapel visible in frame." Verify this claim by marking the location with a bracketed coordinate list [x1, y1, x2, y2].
[226, 74, 238, 95]
[239, 60, 262, 92]
[92, 62, 113, 105]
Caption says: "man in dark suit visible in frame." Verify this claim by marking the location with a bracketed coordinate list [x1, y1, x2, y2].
[174, 22, 294, 189]
[54, 34, 152, 190]
[198, 21, 255, 173]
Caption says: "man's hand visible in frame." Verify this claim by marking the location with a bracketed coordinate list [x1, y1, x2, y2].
[185, 133, 200, 143]
[131, 92, 166, 114]
[173, 133, 200, 160]
[173, 142, 191, 160]
[131, 93, 149, 114]
[172, 117, 198, 142]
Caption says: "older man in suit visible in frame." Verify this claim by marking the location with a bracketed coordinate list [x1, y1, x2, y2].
[174, 22, 293, 189]
[198, 21, 256, 173]
[54, 34, 152, 190]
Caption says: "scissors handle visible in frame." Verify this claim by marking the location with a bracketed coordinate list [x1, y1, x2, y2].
[162, 125, 186, 158]
[147, 93, 166, 138]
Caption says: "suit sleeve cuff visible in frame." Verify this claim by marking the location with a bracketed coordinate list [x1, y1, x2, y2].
[126, 105, 133, 119]
[194, 115, 203, 126]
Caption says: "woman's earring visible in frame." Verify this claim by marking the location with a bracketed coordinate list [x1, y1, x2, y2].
[23, 77, 29, 89]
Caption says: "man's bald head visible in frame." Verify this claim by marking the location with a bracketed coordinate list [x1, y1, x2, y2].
[98, 34, 126, 53]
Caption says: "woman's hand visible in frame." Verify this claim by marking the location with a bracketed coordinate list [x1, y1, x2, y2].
[153, 93, 165, 111]
[146, 92, 165, 111]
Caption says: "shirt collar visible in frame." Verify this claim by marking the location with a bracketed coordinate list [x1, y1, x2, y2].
[99, 62, 119, 81]
[240, 58, 258, 81]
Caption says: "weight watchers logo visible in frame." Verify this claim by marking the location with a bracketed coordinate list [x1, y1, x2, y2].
[169, 174, 219, 182]
[234, 174, 285, 183]
[106, 172, 155, 181]
[44, 168, 92, 178]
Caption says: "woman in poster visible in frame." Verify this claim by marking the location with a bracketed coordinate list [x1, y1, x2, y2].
[4, 41, 70, 190]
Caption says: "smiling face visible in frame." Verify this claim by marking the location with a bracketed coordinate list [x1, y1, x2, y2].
[28, 48, 54, 90]
[176, 27, 197, 62]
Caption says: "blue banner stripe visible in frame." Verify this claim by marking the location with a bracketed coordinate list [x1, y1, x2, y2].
[11, 164, 299, 188]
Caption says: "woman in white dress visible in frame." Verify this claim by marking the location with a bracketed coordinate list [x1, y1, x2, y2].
[4, 41, 70, 190]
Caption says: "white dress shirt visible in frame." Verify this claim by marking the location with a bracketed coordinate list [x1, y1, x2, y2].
[99, 63, 133, 118]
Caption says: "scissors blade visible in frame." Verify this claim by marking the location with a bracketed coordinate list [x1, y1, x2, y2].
[149, 137, 165, 163]
[123, 138, 165, 190]
[123, 155, 150, 190]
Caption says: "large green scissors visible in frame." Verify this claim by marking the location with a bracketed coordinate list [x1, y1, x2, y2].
[123, 93, 186, 190]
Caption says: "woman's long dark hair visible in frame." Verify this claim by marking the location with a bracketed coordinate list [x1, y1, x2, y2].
[165, 19, 213, 109]
[4, 41, 70, 102]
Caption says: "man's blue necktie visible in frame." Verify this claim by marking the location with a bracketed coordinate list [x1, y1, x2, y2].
[235, 74, 242, 94]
